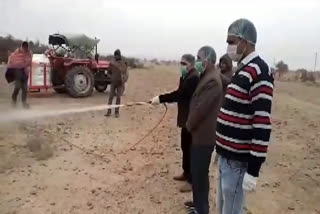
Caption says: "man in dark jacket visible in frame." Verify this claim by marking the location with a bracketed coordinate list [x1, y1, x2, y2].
[184, 46, 223, 214]
[105, 49, 127, 118]
[150, 54, 199, 192]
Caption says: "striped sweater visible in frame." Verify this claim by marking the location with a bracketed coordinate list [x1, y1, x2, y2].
[216, 52, 274, 177]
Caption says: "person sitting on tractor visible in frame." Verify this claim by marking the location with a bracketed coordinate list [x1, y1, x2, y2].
[105, 49, 127, 118]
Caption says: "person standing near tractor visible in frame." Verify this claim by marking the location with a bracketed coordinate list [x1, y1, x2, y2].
[150, 54, 199, 193]
[6, 41, 33, 109]
[105, 49, 127, 118]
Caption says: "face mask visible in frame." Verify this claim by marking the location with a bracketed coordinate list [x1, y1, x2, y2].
[227, 43, 242, 62]
[195, 61, 205, 74]
[180, 66, 188, 78]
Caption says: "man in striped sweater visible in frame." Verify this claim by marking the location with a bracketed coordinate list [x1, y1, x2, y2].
[216, 19, 274, 214]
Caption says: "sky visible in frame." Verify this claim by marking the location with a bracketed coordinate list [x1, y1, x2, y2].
[1, 0, 320, 70]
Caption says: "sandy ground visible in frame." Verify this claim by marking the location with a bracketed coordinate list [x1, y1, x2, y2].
[0, 65, 320, 214]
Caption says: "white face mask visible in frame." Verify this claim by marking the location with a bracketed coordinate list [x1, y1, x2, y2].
[227, 43, 242, 62]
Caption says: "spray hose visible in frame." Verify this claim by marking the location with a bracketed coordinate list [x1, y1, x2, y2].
[62, 103, 168, 161]
[126, 103, 168, 152]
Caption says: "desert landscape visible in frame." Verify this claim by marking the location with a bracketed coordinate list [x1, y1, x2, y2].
[0, 65, 320, 214]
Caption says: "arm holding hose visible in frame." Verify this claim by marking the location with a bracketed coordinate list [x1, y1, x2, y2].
[151, 75, 199, 105]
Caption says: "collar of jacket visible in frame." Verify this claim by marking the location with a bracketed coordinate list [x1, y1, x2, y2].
[237, 51, 258, 70]
[182, 67, 197, 79]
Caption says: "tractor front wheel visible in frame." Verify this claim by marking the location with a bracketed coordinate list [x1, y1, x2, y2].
[65, 66, 94, 98]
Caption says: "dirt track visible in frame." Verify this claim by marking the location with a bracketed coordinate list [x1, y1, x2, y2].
[0, 66, 320, 214]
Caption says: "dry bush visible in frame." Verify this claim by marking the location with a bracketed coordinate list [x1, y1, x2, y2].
[279, 69, 319, 84]
[36, 142, 54, 160]
[278, 72, 299, 81]
[26, 136, 54, 160]
[0, 35, 48, 63]
[0, 150, 16, 173]
[299, 69, 317, 83]
[126, 57, 144, 69]
[100, 55, 144, 68]
[307, 73, 316, 83]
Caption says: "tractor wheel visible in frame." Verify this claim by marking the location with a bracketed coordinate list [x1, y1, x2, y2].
[51, 69, 66, 93]
[65, 66, 94, 98]
[95, 84, 108, 93]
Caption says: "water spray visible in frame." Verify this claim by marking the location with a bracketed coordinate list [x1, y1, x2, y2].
[0, 102, 150, 124]
[0, 102, 168, 158]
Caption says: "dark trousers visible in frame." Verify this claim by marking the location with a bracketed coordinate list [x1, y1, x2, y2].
[12, 69, 28, 105]
[107, 83, 123, 114]
[181, 127, 192, 183]
[191, 145, 214, 214]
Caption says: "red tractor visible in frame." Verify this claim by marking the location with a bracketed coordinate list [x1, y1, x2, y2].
[47, 33, 111, 98]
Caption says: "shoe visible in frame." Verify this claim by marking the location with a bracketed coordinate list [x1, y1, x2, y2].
[23, 103, 30, 109]
[184, 201, 195, 210]
[104, 112, 111, 117]
[173, 173, 187, 181]
[180, 182, 192, 193]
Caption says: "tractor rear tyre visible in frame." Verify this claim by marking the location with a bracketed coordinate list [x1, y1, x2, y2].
[51, 69, 66, 93]
[95, 84, 108, 93]
[65, 66, 94, 98]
